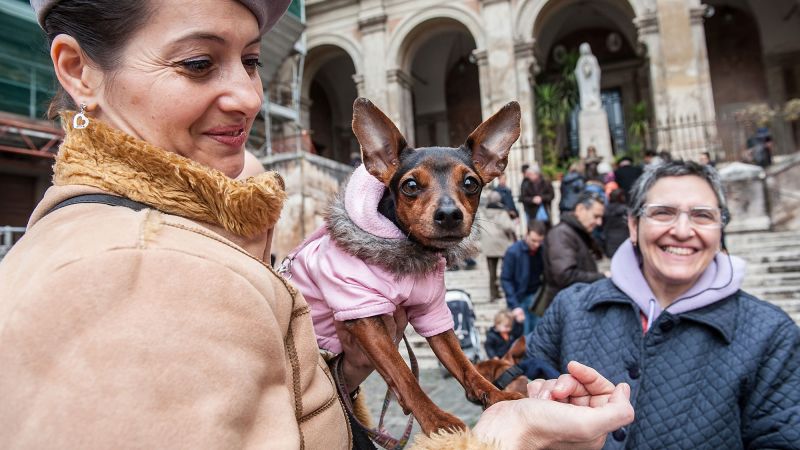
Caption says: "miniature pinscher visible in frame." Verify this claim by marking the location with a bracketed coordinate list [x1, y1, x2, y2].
[339, 98, 525, 435]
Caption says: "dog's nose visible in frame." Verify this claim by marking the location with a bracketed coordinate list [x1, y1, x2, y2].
[434, 204, 463, 230]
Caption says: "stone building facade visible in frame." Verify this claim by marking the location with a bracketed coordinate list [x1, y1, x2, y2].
[279, 0, 800, 189]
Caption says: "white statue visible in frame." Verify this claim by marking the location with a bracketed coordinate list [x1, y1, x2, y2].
[575, 43, 601, 111]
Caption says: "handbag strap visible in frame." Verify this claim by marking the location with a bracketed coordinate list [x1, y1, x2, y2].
[45, 194, 151, 217]
[332, 336, 417, 450]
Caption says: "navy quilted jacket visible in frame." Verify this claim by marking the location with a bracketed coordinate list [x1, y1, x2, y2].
[526, 279, 800, 449]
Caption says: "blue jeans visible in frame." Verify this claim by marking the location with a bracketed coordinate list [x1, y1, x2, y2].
[520, 293, 539, 335]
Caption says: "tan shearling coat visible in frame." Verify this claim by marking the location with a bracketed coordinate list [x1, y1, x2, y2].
[0, 117, 351, 449]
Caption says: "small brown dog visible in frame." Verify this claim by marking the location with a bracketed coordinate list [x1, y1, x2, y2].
[285, 98, 524, 436]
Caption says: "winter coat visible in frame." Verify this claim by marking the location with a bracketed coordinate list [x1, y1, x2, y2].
[527, 246, 800, 449]
[602, 202, 629, 258]
[286, 165, 471, 354]
[0, 117, 350, 449]
[520, 177, 554, 223]
[479, 203, 516, 258]
[559, 171, 585, 212]
[537, 213, 603, 315]
[614, 164, 643, 196]
[500, 240, 544, 311]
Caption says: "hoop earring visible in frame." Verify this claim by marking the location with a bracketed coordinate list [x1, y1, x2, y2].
[73, 103, 90, 129]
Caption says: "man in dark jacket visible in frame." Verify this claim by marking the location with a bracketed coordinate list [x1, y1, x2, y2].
[614, 156, 643, 196]
[500, 221, 546, 334]
[520, 166, 554, 226]
[535, 192, 605, 316]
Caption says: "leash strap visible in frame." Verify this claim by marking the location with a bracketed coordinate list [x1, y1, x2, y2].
[332, 336, 417, 450]
[45, 194, 151, 217]
[492, 364, 525, 390]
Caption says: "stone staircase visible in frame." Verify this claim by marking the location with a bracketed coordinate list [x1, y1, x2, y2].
[406, 229, 800, 369]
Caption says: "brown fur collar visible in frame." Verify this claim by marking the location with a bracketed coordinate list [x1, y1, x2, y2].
[325, 190, 479, 277]
[54, 112, 286, 238]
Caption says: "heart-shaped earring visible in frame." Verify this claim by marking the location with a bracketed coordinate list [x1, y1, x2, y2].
[73, 103, 90, 129]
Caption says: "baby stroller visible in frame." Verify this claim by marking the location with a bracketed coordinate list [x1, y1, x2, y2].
[440, 288, 482, 377]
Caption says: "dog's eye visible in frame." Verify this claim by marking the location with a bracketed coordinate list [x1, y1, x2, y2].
[463, 176, 480, 194]
[401, 179, 420, 196]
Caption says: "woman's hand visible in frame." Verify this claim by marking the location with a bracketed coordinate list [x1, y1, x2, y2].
[527, 360, 615, 406]
[334, 309, 409, 391]
[472, 361, 634, 450]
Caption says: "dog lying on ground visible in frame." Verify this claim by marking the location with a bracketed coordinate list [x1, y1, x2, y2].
[283, 98, 525, 435]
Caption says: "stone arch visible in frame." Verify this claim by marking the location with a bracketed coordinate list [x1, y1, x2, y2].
[515, 0, 643, 43]
[302, 42, 360, 163]
[386, 4, 485, 72]
[303, 34, 362, 99]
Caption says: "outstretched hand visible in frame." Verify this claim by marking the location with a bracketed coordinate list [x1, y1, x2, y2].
[472, 361, 633, 450]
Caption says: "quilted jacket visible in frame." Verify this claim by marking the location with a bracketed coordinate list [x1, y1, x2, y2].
[526, 279, 800, 449]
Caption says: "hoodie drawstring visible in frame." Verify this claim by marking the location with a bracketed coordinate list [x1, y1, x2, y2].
[646, 298, 656, 333]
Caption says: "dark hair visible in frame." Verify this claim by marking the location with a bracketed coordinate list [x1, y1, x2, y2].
[521, 163, 530, 174]
[43, 0, 154, 118]
[527, 220, 547, 237]
[574, 191, 603, 211]
[609, 188, 626, 204]
[628, 160, 729, 225]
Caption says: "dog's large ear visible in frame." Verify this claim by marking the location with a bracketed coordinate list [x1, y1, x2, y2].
[352, 98, 409, 185]
[464, 101, 521, 183]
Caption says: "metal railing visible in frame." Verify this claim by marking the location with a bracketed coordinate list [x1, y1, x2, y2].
[649, 115, 719, 162]
[0, 226, 26, 260]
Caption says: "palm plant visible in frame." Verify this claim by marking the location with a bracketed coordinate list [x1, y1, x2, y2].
[627, 101, 650, 162]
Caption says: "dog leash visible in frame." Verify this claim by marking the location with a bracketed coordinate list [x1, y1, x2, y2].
[332, 336, 418, 450]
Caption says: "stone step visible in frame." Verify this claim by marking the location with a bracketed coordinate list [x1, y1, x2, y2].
[737, 251, 800, 264]
[726, 230, 800, 244]
[742, 272, 800, 287]
[745, 260, 800, 274]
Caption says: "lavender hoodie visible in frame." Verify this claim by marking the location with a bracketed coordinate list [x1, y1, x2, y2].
[610, 240, 747, 332]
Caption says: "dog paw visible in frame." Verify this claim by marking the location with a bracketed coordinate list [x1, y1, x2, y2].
[483, 389, 525, 407]
[419, 410, 467, 436]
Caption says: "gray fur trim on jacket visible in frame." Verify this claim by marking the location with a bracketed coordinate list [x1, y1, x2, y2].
[325, 193, 479, 277]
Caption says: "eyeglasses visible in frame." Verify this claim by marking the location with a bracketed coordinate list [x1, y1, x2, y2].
[639, 204, 728, 228]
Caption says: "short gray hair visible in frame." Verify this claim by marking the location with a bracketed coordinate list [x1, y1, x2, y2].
[628, 161, 729, 225]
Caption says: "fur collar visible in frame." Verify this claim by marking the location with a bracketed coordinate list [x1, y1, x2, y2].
[54, 112, 286, 238]
[324, 180, 478, 277]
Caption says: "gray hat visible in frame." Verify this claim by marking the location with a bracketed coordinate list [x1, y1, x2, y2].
[30, 0, 292, 34]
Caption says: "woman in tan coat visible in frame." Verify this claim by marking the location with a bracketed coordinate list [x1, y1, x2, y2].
[0, 1, 633, 448]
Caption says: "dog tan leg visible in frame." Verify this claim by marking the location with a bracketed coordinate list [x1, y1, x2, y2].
[344, 316, 466, 436]
[428, 330, 525, 407]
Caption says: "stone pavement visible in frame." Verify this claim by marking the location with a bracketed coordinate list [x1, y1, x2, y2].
[361, 367, 483, 439]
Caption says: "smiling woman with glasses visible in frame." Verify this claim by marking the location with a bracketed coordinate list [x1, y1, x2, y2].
[526, 160, 800, 449]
